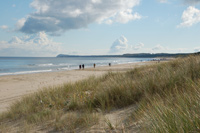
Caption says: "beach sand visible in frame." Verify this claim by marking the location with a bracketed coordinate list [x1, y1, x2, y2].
[0, 61, 153, 113]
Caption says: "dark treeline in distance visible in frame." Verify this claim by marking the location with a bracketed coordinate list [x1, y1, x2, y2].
[57, 52, 198, 58]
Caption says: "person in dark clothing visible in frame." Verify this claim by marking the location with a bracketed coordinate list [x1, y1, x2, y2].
[82, 64, 84, 69]
[79, 65, 81, 70]
[94, 63, 96, 68]
[109, 63, 111, 67]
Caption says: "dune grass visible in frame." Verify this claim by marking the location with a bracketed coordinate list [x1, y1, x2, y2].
[0, 55, 200, 132]
[131, 55, 200, 132]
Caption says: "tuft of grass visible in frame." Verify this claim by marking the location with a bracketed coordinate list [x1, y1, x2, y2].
[105, 118, 115, 130]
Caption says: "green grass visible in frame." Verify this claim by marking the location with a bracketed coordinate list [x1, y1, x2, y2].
[1, 55, 200, 132]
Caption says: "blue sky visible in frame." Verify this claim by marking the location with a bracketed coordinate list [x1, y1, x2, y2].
[0, 0, 200, 57]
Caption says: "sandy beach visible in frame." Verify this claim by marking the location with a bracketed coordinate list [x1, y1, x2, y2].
[0, 62, 153, 113]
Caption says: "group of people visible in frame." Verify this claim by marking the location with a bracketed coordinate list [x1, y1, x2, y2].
[79, 64, 84, 69]
[79, 63, 111, 70]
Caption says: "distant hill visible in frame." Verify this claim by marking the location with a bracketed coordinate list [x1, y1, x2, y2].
[57, 53, 193, 58]
[122, 53, 191, 58]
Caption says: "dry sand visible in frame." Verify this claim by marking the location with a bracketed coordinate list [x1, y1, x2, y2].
[0, 62, 153, 113]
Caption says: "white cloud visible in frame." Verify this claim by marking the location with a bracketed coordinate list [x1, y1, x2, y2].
[152, 44, 168, 52]
[178, 6, 200, 27]
[105, 19, 113, 25]
[183, 0, 200, 5]
[12, 4, 16, 7]
[178, 48, 187, 52]
[91, 0, 102, 4]
[109, 40, 192, 54]
[18, 0, 141, 35]
[109, 36, 129, 54]
[158, 0, 168, 3]
[0, 32, 64, 57]
[15, 18, 26, 30]
[0, 25, 8, 30]
[114, 9, 142, 23]
[133, 42, 144, 50]
[150, 45, 189, 53]
[194, 47, 200, 52]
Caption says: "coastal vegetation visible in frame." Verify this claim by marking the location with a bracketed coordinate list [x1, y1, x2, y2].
[0, 55, 200, 132]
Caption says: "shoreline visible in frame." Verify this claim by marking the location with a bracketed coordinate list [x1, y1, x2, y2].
[0, 60, 151, 77]
[0, 61, 154, 113]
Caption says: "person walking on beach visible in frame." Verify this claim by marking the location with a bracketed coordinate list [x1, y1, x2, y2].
[109, 63, 111, 67]
[79, 65, 81, 70]
[82, 64, 84, 69]
[94, 63, 96, 68]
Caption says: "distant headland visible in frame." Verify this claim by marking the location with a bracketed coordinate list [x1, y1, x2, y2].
[57, 52, 199, 58]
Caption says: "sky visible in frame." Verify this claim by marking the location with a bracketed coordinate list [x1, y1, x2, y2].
[0, 0, 200, 57]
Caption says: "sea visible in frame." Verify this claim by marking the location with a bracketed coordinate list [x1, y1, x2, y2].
[0, 57, 152, 76]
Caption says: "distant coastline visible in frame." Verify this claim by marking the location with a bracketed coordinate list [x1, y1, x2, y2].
[57, 52, 196, 58]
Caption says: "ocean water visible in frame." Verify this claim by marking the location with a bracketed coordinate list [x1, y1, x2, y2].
[0, 57, 152, 76]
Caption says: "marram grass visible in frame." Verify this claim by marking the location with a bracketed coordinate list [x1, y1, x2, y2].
[132, 55, 200, 132]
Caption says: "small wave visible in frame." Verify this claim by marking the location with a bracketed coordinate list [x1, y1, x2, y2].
[61, 67, 70, 70]
[38, 63, 53, 67]
[38, 63, 71, 67]
[58, 63, 70, 66]
[0, 69, 52, 76]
